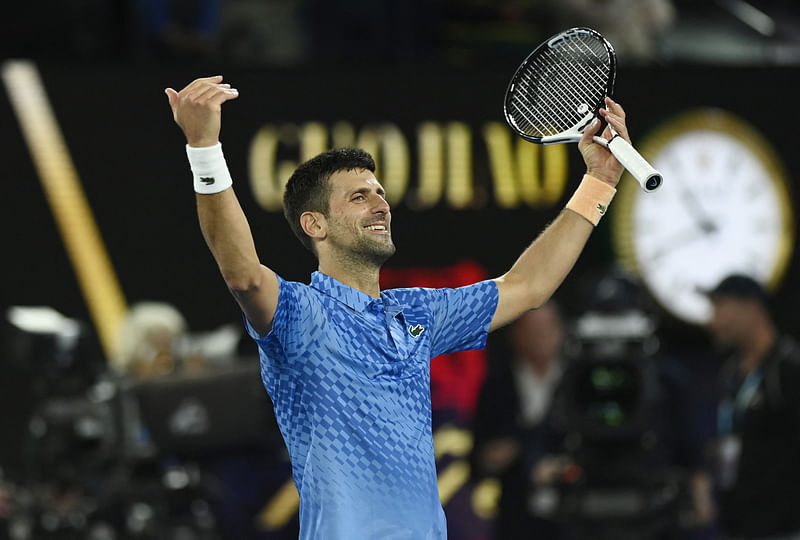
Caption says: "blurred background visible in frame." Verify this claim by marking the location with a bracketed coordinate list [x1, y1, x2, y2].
[1, 1, 799, 539]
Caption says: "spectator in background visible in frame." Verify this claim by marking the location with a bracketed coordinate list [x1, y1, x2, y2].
[112, 301, 192, 379]
[549, 0, 676, 62]
[471, 301, 566, 540]
[112, 300, 241, 379]
[111, 301, 242, 458]
[111, 301, 197, 466]
[703, 274, 800, 540]
[112, 302, 276, 539]
[220, 0, 308, 65]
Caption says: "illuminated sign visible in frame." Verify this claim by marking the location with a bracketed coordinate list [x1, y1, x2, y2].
[249, 120, 570, 211]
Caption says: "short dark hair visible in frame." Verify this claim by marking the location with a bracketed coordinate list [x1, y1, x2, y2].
[701, 274, 770, 306]
[283, 148, 376, 253]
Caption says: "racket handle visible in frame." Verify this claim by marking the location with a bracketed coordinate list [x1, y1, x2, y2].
[607, 136, 663, 192]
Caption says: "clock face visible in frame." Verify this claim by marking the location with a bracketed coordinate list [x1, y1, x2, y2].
[612, 109, 795, 325]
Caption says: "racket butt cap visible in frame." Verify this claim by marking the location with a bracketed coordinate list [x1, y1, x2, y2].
[644, 174, 663, 192]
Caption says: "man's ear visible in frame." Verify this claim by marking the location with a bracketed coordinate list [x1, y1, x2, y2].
[300, 211, 326, 241]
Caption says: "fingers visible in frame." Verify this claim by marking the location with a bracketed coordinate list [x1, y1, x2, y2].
[171, 76, 239, 107]
[164, 87, 178, 109]
[604, 96, 625, 116]
[599, 97, 629, 142]
[579, 118, 602, 147]
[166, 76, 239, 146]
[186, 80, 239, 105]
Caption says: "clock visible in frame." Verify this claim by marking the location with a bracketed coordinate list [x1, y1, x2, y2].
[612, 108, 795, 325]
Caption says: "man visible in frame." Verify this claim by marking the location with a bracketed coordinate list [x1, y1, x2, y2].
[471, 302, 566, 540]
[165, 75, 628, 539]
[705, 274, 800, 540]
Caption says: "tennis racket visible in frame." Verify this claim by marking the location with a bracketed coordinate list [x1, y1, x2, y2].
[504, 27, 663, 192]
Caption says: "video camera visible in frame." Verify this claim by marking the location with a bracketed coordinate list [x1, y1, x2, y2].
[527, 277, 691, 540]
[1, 307, 278, 540]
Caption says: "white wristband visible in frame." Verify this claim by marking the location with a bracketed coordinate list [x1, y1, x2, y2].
[186, 142, 233, 194]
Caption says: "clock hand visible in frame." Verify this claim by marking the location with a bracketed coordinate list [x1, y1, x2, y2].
[674, 177, 718, 234]
[647, 227, 705, 263]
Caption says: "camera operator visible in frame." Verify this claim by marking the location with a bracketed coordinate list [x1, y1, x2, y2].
[525, 271, 713, 540]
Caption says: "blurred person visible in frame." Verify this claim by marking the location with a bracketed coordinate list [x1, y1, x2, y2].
[112, 300, 240, 380]
[471, 302, 566, 540]
[113, 302, 278, 539]
[113, 301, 191, 379]
[549, 0, 676, 62]
[219, 0, 307, 65]
[703, 274, 800, 540]
[165, 75, 630, 539]
[112, 301, 210, 464]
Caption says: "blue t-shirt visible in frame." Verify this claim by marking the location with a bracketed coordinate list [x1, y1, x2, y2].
[245, 271, 498, 539]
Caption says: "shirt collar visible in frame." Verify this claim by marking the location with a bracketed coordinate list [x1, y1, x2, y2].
[309, 271, 379, 312]
[310, 271, 406, 315]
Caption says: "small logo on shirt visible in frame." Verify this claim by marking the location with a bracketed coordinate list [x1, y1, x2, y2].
[408, 324, 425, 338]
[200, 176, 216, 185]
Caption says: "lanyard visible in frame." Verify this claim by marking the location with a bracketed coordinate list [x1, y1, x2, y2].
[718, 364, 764, 436]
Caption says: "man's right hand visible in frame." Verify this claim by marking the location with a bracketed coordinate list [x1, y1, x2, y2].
[165, 76, 239, 148]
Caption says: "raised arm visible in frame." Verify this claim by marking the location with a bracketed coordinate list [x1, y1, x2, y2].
[166, 76, 278, 336]
[490, 98, 628, 331]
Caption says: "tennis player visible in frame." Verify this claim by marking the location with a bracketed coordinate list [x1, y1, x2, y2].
[165, 76, 628, 539]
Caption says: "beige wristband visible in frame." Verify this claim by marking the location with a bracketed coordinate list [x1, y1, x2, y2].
[565, 174, 617, 226]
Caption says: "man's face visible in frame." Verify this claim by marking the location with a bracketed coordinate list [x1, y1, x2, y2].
[707, 296, 754, 347]
[511, 305, 564, 369]
[323, 168, 395, 266]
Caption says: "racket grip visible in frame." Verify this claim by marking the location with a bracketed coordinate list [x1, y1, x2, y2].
[607, 136, 663, 192]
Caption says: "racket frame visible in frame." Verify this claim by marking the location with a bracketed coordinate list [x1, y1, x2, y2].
[503, 27, 663, 192]
[503, 27, 616, 146]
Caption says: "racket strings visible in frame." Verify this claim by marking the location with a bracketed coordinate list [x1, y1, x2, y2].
[521, 56, 595, 130]
[510, 69, 577, 136]
[537, 40, 605, 105]
[508, 35, 610, 138]
[538, 38, 608, 108]
[510, 68, 581, 135]
[515, 46, 606, 135]
[512, 70, 573, 137]
[511, 50, 577, 132]
[520, 54, 605, 134]
[560, 39, 609, 100]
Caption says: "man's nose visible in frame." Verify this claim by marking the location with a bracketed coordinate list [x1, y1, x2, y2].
[372, 194, 390, 213]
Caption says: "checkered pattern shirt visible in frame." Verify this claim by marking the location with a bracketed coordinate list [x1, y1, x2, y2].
[245, 271, 498, 539]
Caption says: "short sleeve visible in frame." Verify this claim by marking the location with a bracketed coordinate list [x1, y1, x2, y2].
[242, 274, 299, 367]
[425, 279, 498, 358]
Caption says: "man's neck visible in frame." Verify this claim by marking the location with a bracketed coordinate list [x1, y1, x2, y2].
[521, 356, 559, 379]
[738, 324, 778, 376]
[317, 262, 382, 298]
